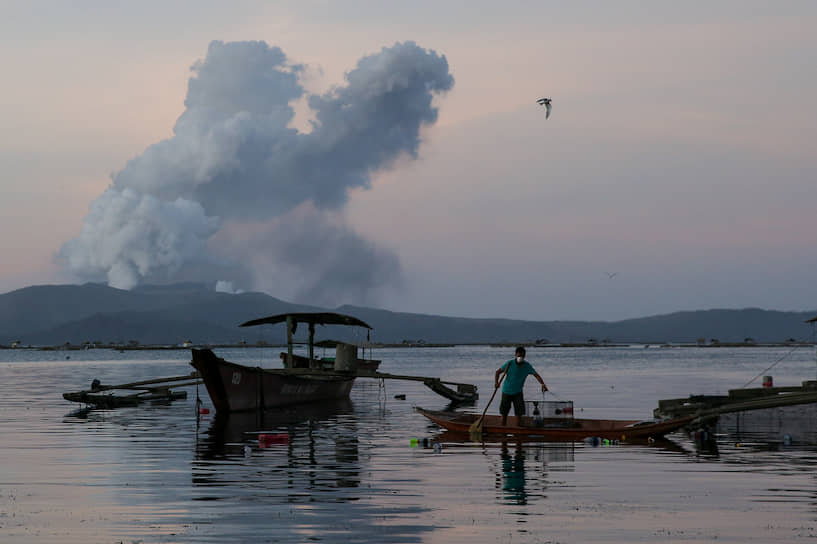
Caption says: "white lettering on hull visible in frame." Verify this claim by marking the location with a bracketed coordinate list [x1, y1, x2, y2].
[280, 384, 319, 395]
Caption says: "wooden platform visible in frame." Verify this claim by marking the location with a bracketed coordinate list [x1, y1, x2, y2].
[655, 381, 817, 420]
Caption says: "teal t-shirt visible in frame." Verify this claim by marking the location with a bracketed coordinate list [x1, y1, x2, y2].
[500, 359, 536, 395]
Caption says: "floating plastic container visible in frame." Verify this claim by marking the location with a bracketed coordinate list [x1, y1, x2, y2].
[585, 436, 601, 447]
[258, 433, 290, 448]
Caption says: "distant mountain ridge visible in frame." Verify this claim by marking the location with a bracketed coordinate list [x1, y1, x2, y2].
[0, 283, 814, 346]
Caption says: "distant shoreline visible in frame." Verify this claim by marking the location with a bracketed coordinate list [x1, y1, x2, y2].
[1, 341, 814, 351]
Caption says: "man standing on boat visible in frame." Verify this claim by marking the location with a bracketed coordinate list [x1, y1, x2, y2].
[495, 346, 547, 426]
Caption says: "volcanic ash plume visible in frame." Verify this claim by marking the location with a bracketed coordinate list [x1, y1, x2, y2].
[59, 40, 453, 303]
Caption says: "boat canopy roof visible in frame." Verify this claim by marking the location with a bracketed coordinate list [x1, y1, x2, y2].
[239, 312, 372, 329]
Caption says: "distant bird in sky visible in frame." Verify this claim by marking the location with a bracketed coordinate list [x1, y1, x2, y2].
[536, 97, 552, 119]
[605, 271, 618, 279]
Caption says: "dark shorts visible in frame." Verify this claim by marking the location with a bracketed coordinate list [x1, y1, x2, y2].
[499, 391, 525, 417]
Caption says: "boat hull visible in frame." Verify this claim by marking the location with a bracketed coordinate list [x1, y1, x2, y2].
[416, 408, 694, 441]
[191, 348, 355, 413]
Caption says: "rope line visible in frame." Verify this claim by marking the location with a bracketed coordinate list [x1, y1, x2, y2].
[740, 344, 803, 389]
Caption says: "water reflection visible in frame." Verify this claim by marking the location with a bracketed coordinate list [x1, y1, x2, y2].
[499, 442, 528, 505]
[487, 439, 575, 506]
[690, 428, 720, 457]
[191, 400, 436, 543]
[197, 399, 353, 455]
[195, 398, 360, 492]
[716, 404, 817, 447]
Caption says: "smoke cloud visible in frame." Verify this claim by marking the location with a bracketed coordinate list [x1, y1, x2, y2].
[60, 188, 220, 289]
[59, 40, 453, 304]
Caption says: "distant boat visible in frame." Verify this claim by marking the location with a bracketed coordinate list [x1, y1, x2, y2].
[191, 312, 380, 413]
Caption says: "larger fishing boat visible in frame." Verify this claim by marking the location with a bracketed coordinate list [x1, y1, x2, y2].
[191, 312, 378, 413]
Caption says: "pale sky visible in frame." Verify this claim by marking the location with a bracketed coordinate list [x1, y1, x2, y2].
[2, 1, 816, 321]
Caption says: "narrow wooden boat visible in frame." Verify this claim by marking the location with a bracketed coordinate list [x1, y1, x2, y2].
[191, 312, 377, 413]
[191, 347, 357, 412]
[416, 407, 695, 441]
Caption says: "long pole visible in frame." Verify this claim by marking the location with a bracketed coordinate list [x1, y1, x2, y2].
[469, 365, 508, 434]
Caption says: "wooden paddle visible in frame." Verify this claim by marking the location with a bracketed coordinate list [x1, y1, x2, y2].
[469, 363, 509, 434]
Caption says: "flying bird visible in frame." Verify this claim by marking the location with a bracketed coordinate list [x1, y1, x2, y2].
[537, 97, 552, 119]
[605, 271, 618, 279]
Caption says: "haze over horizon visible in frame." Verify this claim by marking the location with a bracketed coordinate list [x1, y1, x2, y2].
[2, 2, 816, 322]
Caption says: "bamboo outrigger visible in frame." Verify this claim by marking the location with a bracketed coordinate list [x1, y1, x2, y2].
[63, 374, 202, 408]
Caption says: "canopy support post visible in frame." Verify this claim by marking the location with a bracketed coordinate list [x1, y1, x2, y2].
[285, 315, 294, 368]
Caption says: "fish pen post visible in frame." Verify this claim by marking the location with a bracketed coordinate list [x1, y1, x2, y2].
[807, 315, 817, 381]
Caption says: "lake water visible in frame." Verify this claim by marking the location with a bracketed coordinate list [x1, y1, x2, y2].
[2, 345, 817, 543]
